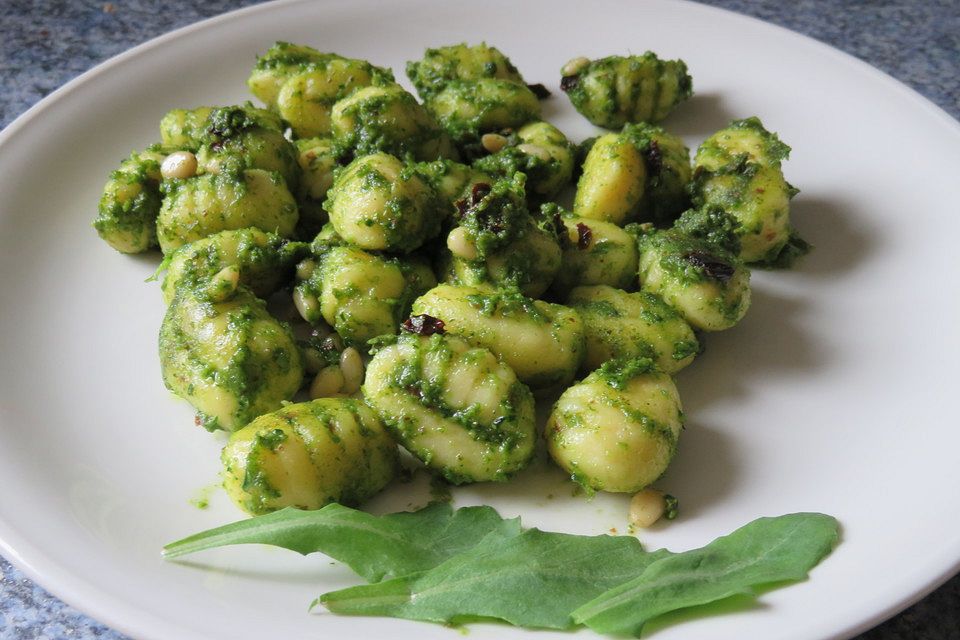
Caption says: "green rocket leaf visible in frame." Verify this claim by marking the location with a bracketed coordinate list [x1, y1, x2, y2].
[319, 527, 671, 629]
[163, 501, 520, 582]
[572, 513, 840, 636]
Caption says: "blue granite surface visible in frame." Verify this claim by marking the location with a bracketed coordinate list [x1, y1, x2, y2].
[1, 1, 958, 639]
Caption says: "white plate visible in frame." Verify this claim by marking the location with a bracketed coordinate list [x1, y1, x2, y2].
[1, 0, 959, 638]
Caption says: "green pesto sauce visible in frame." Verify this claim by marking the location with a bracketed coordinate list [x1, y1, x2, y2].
[464, 287, 548, 323]
[459, 173, 530, 256]
[672, 206, 742, 255]
[406, 42, 522, 99]
[594, 357, 658, 390]
[333, 89, 440, 160]
[643, 229, 741, 287]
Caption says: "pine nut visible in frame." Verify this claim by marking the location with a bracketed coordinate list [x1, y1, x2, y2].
[446, 226, 479, 260]
[517, 143, 552, 163]
[481, 133, 508, 154]
[310, 365, 345, 398]
[160, 151, 198, 180]
[561, 56, 591, 77]
[295, 259, 317, 282]
[629, 488, 667, 528]
[293, 287, 320, 323]
[339, 347, 364, 394]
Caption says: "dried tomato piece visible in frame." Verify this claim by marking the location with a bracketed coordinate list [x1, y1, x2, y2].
[685, 251, 735, 282]
[402, 314, 446, 336]
[576, 222, 593, 250]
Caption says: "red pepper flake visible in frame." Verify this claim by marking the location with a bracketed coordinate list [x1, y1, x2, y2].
[576, 222, 593, 250]
[193, 415, 202, 426]
[402, 314, 446, 336]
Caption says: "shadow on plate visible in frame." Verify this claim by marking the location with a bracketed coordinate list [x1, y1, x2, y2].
[667, 91, 741, 139]
[676, 284, 828, 413]
[642, 592, 769, 637]
[788, 195, 877, 278]
[656, 420, 741, 520]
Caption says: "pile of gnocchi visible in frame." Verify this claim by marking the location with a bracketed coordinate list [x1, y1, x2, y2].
[94, 42, 802, 527]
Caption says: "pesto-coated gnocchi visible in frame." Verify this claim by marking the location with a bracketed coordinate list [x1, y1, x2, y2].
[247, 42, 394, 138]
[156, 167, 298, 254]
[412, 284, 585, 390]
[159, 104, 283, 152]
[550, 211, 639, 293]
[473, 121, 576, 201]
[94, 146, 165, 253]
[331, 85, 457, 161]
[574, 123, 691, 227]
[638, 227, 751, 331]
[194, 106, 301, 191]
[96, 40, 809, 518]
[691, 118, 798, 263]
[415, 159, 493, 205]
[441, 174, 561, 297]
[567, 285, 698, 374]
[622, 123, 692, 226]
[159, 284, 303, 432]
[324, 152, 446, 253]
[364, 331, 537, 484]
[545, 357, 684, 493]
[295, 245, 436, 349]
[294, 137, 337, 238]
[247, 42, 338, 106]
[573, 132, 646, 225]
[560, 53, 692, 129]
[407, 42, 524, 99]
[694, 116, 791, 169]
[330, 84, 457, 161]
[426, 78, 541, 143]
[222, 398, 399, 515]
[160, 228, 305, 304]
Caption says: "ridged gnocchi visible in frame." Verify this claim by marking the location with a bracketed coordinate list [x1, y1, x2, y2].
[560, 52, 692, 128]
[364, 331, 536, 483]
[295, 245, 436, 349]
[159, 284, 303, 432]
[545, 357, 684, 493]
[222, 398, 399, 514]
[324, 152, 446, 253]
[412, 283, 585, 390]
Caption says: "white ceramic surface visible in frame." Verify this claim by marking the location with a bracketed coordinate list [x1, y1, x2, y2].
[1, 1, 959, 638]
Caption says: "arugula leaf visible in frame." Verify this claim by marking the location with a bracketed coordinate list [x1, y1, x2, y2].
[318, 528, 672, 629]
[571, 513, 840, 636]
[163, 502, 520, 582]
[164, 504, 839, 637]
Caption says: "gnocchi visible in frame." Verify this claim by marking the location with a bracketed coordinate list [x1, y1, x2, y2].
[94, 39, 807, 520]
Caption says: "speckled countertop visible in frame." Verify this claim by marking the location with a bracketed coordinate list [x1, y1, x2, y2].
[1, 1, 958, 639]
